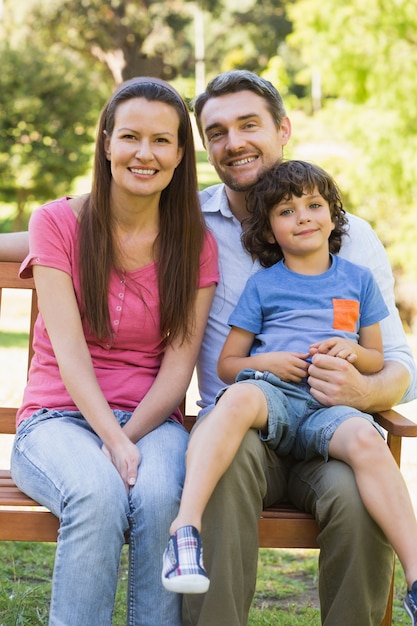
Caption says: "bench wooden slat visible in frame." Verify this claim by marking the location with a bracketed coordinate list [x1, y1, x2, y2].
[0, 408, 20, 435]
[0, 261, 34, 289]
[0, 511, 60, 542]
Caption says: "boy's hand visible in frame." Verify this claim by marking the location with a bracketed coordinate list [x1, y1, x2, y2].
[309, 337, 358, 363]
[266, 351, 310, 383]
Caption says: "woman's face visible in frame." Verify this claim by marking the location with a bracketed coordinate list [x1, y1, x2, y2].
[104, 97, 184, 204]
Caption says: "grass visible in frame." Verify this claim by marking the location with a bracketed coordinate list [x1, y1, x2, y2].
[0, 543, 410, 625]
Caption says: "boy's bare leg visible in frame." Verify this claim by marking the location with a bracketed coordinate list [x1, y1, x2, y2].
[182, 428, 289, 626]
[170, 382, 268, 534]
[329, 417, 417, 587]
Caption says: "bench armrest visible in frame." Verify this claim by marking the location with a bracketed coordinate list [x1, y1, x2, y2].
[373, 407, 417, 466]
[373, 408, 417, 438]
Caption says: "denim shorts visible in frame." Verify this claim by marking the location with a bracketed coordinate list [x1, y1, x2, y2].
[216, 368, 385, 462]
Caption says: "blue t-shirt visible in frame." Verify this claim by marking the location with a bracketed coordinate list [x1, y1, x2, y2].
[228, 255, 389, 357]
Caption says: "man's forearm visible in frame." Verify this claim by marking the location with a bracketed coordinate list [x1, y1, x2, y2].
[0, 232, 29, 262]
[359, 360, 410, 412]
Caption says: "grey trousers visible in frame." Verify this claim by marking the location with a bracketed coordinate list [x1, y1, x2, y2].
[182, 427, 393, 626]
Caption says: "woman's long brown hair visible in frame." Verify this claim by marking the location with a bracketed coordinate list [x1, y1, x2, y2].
[78, 78, 206, 343]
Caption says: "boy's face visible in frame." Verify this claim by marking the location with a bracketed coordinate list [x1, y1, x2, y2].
[268, 188, 335, 261]
[200, 90, 291, 192]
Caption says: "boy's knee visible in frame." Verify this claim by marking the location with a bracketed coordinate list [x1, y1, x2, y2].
[219, 382, 265, 419]
[346, 420, 386, 465]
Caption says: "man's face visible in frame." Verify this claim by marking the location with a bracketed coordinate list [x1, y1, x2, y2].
[200, 90, 291, 192]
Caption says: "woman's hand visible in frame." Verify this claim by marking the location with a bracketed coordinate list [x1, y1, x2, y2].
[101, 439, 141, 492]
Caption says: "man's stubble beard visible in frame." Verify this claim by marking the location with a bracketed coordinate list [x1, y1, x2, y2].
[218, 162, 273, 193]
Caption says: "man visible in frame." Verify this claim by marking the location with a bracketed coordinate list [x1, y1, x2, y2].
[182, 70, 417, 626]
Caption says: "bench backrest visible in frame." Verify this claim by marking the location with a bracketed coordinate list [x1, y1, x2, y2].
[0, 263, 37, 435]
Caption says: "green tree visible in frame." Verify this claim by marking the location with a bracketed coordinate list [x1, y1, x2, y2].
[198, 0, 294, 80]
[0, 42, 105, 229]
[28, 0, 205, 85]
[288, 0, 417, 202]
[287, 0, 417, 279]
[26, 0, 295, 90]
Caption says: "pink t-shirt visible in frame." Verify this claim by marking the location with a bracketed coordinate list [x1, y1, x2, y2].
[16, 197, 219, 426]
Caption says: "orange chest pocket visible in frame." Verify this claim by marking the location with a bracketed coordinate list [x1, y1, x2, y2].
[332, 299, 360, 333]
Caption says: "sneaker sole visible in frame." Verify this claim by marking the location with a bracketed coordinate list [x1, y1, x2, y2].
[404, 599, 416, 624]
[162, 573, 210, 594]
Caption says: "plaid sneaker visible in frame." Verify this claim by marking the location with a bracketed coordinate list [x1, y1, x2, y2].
[162, 525, 210, 594]
[405, 580, 417, 625]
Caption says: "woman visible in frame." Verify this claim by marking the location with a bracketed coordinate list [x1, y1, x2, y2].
[10, 77, 218, 626]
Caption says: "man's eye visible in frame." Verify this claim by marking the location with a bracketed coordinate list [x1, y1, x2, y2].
[208, 131, 223, 141]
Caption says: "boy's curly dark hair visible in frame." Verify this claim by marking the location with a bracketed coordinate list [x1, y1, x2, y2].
[242, 160, 348, 268]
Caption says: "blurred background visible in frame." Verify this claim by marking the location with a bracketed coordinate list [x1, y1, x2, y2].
[1, 0, 417, 394]
[1, 0, 416, 328]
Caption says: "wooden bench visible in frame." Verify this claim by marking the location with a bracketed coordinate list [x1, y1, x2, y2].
[1, 260, 417, 624]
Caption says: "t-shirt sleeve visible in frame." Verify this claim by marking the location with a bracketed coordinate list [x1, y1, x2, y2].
[360, 271, 390, 328]
[228, 276, 263, 334]
[198, 229, 219, 288]
[19, 199, 75, 279]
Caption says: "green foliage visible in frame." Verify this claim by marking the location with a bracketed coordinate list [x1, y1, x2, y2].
[196, 150, 221, 189]
[29, 0, 196, 83]
[287, 0, 417, 281]
[0, 40, 105, 227]
[1, 0, 416, 281]
[201, 0, 294, 79]
[289, 0, 417, 107]
[27, 0, 296, 86]
[287, 0, 417, 186]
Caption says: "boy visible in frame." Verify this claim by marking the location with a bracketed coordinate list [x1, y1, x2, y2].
[162, 161, 417, 623]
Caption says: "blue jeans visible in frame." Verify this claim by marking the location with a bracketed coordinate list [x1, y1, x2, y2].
[11, 409, 188, 626]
